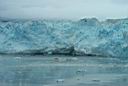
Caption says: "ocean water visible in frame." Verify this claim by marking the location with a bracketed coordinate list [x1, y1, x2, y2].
[0, 55, 128, 86]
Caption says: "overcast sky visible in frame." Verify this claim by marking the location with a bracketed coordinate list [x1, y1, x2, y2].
[0, 0, 128, 20]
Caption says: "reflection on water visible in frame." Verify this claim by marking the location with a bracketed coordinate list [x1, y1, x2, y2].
[0, 55, 128, 86]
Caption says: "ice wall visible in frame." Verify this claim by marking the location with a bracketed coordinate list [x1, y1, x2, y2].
[0, 18, 128, 58]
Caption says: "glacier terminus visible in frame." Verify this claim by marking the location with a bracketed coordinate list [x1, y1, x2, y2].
[0, 18, 128, 58]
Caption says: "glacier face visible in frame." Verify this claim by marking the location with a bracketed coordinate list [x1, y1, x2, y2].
[0, 18, 128, 58]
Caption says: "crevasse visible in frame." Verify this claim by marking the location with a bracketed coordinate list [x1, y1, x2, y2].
[0, 18, 128, 58]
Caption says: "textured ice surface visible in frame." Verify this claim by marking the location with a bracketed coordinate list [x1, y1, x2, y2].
[0, 18, 128, 57]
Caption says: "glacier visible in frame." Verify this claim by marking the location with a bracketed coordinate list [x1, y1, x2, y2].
[0, 18, 128, 58]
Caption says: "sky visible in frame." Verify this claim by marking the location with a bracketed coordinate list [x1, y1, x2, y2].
[0, 0, 128, 20]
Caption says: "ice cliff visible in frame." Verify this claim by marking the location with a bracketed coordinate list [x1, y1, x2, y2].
[0, 18, 128, 58]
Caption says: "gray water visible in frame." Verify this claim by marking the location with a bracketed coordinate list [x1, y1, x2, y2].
[0, 55, 128, 86]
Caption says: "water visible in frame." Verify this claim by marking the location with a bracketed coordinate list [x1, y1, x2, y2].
[0, 55, 128, 86]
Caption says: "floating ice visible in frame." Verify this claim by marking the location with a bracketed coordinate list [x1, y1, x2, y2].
[56, 79, 65, 83]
